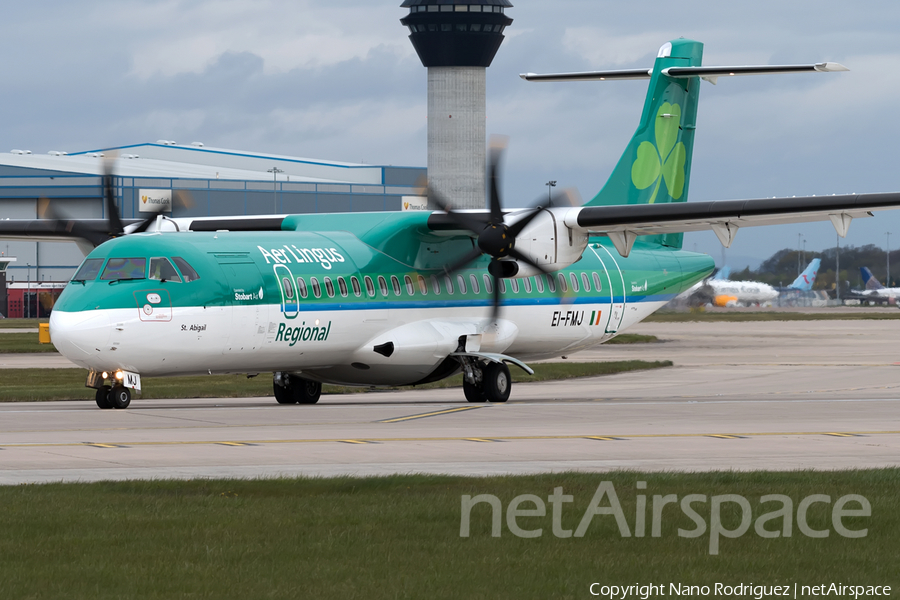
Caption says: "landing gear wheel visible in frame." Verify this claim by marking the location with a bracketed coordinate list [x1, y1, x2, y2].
[274, 380, 296, 404]
[463, 379, 486, 403]
[95, 385, 112, 409]
[293, 379, 321, 405]
[482, 362, 511, 403]
[109, 385, 132, 409]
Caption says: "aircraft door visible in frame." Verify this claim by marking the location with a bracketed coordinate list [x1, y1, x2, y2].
[273, 263, 299, 320]
[215, 254, 267, 353]
[590, 244, 626, 334]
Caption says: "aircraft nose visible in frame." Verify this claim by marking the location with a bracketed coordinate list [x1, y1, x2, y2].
[49, 310, 112, 362]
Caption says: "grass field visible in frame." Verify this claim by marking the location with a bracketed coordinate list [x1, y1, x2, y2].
[0, 318, 47, 329]
[646, 309, 900, 322]
[0, 332, 59, 353]
[0, 470, 896, 599]
[0, 360, 672, 402]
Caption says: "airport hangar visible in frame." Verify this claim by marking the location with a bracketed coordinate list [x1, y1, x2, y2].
[0, 142, 427, 288]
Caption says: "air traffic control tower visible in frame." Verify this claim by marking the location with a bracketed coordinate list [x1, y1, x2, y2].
[400, 0, 513, 209]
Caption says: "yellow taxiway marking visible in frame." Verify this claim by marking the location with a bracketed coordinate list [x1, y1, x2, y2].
[584, 436, 621, 441]
[3, 430, 894, 450]
[216, 441, 254, 447]
[379, 405, 486, 423]
[464, 438, 501, 443]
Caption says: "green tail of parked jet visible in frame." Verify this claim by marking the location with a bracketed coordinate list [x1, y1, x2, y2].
[2, 39, 898, 408]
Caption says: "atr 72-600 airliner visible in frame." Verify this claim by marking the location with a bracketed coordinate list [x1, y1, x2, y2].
[5, 39, 900, 409]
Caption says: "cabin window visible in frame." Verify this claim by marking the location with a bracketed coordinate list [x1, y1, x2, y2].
[510, 278, 519, 293]
[456, 274, 467, 294]
[311, 277, 321, 298]
[581, 272, 591, 292]
[417, 275, 428, 295]
[469, 274, 480, 294]
[523, 277, 532, 293]
[351, 276, 362, 297]
[547, 273, 557, 293]
[324, 277, 335, 298]
[535, 274, 545, 293]
[570, 273, 580, 292]
[100, 257, 146, 281]
[338, 277, 348, 297]
[391, 275, 402, 296]
[592, 272, 602, 291]
[72, 258, 103, 282]
[172, 257, 200, 282]
[558, 273, 568, 292]
[431, 275, 441, 294]
[405, 275, 415, 296]
[444, 275, 454, 295]
[282, 277, 295, 299]
[483, 274, 493, 294]
[499, 279, 506, 294]
[378, 276, 389, 297]
[149, 257, 182, 282]
[364, 276, 375, 297]
[297, 277, 308, 299]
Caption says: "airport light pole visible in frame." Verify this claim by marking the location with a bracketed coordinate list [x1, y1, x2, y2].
[268, 167, 284, 214]
[26, 262, 30, 319]
[887, 231, 892, 287]
[546, 180, 557, 204]
[797, 233, 804, 276]
[836, 233, 841, 302]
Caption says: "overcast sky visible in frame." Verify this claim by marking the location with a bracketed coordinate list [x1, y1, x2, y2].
[3, 1, 900, 269]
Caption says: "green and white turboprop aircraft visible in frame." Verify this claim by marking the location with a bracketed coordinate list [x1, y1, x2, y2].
[8, 38, 900, 409]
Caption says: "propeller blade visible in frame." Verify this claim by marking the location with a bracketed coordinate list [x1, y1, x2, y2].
[441, 246, 484, 277]
[130, 215, 159, 234]
[489, 272, 502, 324]
[505, 206, 543, 238]
[487, 136, 508, 222]
[508, 247, 554, 279]
[101, 158, 125, 237]
[427, 186, 487, 235]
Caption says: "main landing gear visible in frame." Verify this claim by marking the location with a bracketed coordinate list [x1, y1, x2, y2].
[273, 372, 322, 405]
[461, 360, 511, 404]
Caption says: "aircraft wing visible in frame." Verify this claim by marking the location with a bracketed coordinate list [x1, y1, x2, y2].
[564, 192, 900, 257]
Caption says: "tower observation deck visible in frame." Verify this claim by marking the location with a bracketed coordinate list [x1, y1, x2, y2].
[401, 0, 513, 209]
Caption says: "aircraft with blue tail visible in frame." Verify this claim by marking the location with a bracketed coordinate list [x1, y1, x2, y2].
[787, 258, 822, 291]
[4, 38, 900, 408]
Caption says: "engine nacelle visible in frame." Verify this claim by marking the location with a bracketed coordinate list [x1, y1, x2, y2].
[501, 207, 588, 278]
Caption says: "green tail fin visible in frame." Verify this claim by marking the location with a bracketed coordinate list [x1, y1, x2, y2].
[586, 39, 704, 249]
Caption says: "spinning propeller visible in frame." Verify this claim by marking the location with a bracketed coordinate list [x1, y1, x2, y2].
[38, 158, 191, 248]
[428, 138, 575, 322]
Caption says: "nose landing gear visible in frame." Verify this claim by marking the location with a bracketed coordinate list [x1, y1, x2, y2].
[94, 384, 131, 409]
[87, 371, 136, 409]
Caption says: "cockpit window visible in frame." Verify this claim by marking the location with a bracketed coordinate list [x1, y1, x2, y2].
[172, 257, 200, 282]
[149, 257, 182, 283]
[100, 258, 146, 281]
[72, 258, 104, 282]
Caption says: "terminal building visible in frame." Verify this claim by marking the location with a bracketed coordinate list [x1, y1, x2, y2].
[0, 143, 426, 285]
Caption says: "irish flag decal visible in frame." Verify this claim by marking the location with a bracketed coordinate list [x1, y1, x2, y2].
[589, 310, 603, 326]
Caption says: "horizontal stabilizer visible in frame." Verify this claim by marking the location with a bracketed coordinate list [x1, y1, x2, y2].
[522, 63, 847, 84]
[520, 69, 652, 82]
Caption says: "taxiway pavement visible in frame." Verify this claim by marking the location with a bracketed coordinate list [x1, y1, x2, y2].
[1, 318, 899, 483]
